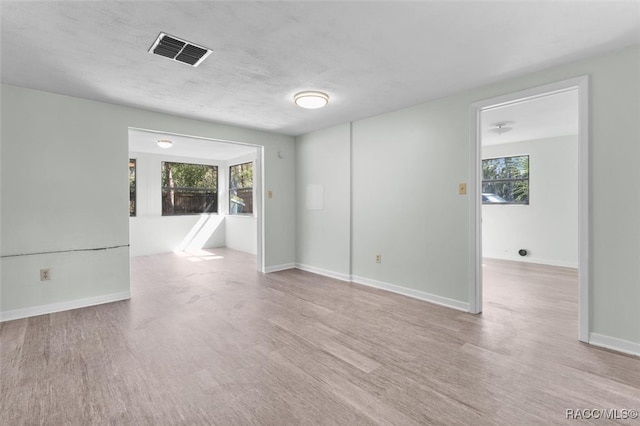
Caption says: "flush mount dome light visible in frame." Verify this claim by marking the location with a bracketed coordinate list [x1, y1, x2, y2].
[157, 139, 173, 149]
[294, 91, 329, 109]
[490, 121, 515, 135]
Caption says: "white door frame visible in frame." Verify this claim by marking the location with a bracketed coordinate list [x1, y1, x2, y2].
[468, 76, 590, 342]
[256, 145, 265, 273]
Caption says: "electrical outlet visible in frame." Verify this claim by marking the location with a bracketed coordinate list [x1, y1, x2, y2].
[375, 254, 382, 263]
[40, 268, 51, 281]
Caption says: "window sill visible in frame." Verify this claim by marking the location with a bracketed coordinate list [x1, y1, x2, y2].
[161, 213, 220, 217]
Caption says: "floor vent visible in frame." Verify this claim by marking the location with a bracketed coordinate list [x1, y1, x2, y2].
[148, 32, 211, 67]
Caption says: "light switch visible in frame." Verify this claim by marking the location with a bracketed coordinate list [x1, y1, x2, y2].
[459, 183, 467, 195]
[268, 190, 273, 199]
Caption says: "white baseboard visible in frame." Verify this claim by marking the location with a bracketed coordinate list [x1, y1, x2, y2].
[291, 263, 469, 312]
[0, 291, 131, 323]
[483, 255, 578, 269]
[295, 263, 351, 282]
[589, 332, 640, 357]
[264, 263, 296, 273]
[352, 275, 469, 312]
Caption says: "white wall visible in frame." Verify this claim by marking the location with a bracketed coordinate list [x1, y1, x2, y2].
[225, 217, 257, 255]
[1, 85, 295, 320]
[482, 136, 578, 267]
[351, 103, 471, 306]
[295, 124, 351, 279]
[130, 215, 226, 257]
[294, 46, 640, 348]
[1, 88, 131, 320]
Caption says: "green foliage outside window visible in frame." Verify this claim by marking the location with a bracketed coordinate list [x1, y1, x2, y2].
[162, 162, 218, 215]
[129, 159, 136, 216]
[229, 162, 253, 214]
[482, 155, 529, 204]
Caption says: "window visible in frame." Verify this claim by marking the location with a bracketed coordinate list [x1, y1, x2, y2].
[229, 162, 253, 214]
[482, 155, 529, 204]
[129, 159, 136, 216]
[161, 162, 218, 215]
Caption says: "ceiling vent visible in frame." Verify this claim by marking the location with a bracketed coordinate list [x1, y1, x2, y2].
[148, 32, 212, 67]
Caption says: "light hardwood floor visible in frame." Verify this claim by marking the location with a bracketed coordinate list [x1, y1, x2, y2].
[1, 249, 639, 425]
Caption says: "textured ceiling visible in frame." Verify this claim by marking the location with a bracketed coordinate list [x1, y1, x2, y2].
[129, 128, 258, 161]
[1, 1, 639, 136]
[482, 89, 578, 146]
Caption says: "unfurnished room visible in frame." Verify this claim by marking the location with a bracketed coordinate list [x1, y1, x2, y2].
[1, 1, 639, 425]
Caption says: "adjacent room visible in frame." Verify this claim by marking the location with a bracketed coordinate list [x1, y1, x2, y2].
[480, 89, 582, 348]
[128, 128, 260, 260]
[1, 1, 639, 424]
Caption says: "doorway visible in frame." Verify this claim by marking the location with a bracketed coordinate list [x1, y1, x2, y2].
[469, 76, 590, 342]
[128, 128, 265, 272]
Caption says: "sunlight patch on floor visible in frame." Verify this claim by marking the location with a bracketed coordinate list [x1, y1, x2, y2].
[174, 249, 224, 262]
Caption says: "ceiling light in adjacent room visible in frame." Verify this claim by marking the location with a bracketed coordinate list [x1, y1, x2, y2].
[294, 91, 329, 109]
[490, 121, 514, 135]
[157, 139, 173, 149]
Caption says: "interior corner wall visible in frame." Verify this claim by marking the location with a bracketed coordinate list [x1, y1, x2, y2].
[482, 136, 578, 268]
[294, 45, 639, 348]
[224, 217, 257, 255]
[1, 84, 295, 320]
[295, 123, 351, 279]
[224, 151, 259, 255]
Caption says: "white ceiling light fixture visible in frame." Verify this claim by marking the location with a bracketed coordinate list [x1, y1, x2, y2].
[294, 91, 329, 109]
[490, 121, 515, 135]
[157, 139, 173, 149]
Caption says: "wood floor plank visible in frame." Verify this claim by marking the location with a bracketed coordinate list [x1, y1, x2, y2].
[1, 250, 639, 425]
